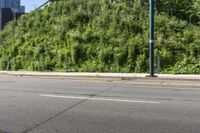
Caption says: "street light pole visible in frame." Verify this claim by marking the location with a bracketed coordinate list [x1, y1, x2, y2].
[35, 0, 54, 11]
[149, 0, 155, 76]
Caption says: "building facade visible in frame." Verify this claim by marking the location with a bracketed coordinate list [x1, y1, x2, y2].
[0, 0, 25, 29]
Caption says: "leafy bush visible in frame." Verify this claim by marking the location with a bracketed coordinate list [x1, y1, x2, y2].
[0, 0, 200, 74]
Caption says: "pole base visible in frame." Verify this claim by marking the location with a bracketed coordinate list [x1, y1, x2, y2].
[146, 75, 158, 78]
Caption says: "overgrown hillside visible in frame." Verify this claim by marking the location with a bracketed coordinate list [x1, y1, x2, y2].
[0, 0, 200, 73]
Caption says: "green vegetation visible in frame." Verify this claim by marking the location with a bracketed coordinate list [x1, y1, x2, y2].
[0, 0, 200, 73]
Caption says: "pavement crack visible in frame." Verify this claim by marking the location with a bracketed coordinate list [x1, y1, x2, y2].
[22, 86, 114, 133]
[22, 99, 88, 133]
[90, 86, 114, 97]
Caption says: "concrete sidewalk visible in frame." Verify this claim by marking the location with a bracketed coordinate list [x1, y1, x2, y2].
[0, 71, 200, 80]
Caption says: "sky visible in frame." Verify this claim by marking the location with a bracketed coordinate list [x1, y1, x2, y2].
[21, 0, 47, 12]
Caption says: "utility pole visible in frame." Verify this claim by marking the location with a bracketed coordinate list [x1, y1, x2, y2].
[149, 0, 155, 77]
[0, 0, 3, 30]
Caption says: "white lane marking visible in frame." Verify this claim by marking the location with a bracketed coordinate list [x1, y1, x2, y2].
[40, 94, 160, 104]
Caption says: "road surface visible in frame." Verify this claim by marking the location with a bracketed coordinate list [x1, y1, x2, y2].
[0, 75, 200, 133]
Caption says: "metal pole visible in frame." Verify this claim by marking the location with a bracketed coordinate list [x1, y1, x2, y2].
[0, 0, 2, 30]
[34, 0, 51, 11]
[149, 0, 155, 76]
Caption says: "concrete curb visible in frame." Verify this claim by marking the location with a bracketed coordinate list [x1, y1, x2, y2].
[1, 71, 200, 80]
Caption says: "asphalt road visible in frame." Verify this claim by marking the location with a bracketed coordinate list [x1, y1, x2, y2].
[0, 75, 200, 133]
